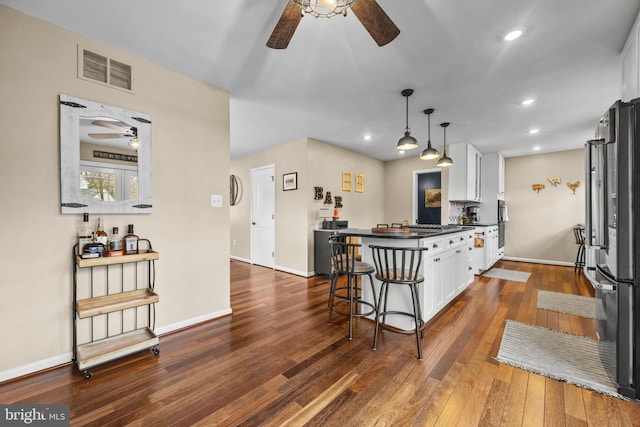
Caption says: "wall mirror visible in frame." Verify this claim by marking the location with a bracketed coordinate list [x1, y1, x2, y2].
[60, 94, 152, 214]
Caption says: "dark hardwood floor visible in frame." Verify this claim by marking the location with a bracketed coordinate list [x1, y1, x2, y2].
[2, 260, 640, 426]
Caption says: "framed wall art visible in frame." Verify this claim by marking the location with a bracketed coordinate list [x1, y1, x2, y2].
[355, 173, 365, 193]
[342, 171, 352, 191]
[283, 172, 297, 191]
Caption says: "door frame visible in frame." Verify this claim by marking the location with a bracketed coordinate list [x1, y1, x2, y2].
[412, 168, 441, 225]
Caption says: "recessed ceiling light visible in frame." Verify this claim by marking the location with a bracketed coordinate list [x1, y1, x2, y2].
[529, 128, 540, 135]
[398, 150, 405, 154]
[522, 98, 535, 105]
[363, 134, 372, 141]
[504, 29, 523, 41]
[533, 146, 541, 151]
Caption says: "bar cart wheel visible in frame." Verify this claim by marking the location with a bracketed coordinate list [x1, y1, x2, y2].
[152, 346, 160, 355]
[83, 370, 92, 380]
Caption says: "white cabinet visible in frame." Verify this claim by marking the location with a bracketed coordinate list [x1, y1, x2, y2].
[622, 19, 640, 101]
[472, 225, 499, 274]
[448, 143, 482, 202]
[478, 152, 505, 224]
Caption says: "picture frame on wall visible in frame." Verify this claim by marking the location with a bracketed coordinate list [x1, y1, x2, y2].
[283, 172, 298, 191]
[342, 171, 353, 191]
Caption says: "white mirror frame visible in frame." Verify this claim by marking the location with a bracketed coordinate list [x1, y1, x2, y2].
[60, 94, 152, 214]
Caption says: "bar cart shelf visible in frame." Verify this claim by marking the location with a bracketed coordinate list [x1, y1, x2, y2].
[73, 241, 159, 379]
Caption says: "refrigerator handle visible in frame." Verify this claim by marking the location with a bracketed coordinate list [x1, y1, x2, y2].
[585, 138, 606, 249]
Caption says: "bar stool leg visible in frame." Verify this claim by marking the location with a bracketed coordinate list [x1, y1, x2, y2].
[410, 284, 423, 360]
[372, 281, 388, 351]
[348, 275, 354, 341]
[328, 273, 338, 325]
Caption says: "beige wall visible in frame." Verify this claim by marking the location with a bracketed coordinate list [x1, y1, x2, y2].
[230, 139, 309, 275]
[383, 156, 450, 224]
[504, 149, 585, 264]
[0, 6, 230, 379]
[230, 138, 385, 274]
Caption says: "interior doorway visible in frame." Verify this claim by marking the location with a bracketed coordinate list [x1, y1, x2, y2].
[413, 169, 442, 224]
[250, 164, 275, 268]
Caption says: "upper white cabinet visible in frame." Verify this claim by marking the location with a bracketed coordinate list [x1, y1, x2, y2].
[448, 142, 482, 202]
[478, 152, 505, 224]
[622, 12, 640, 101]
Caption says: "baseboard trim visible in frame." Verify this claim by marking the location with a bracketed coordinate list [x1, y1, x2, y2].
[230, 255, 250, 263]
[230, 257, 314, 278]
[0, 353, 72, 384]
[0, 308, 233, 384]
[155, 308, 233, 336]
[502, 256, 573, 267]
[275, 265, 315, 278]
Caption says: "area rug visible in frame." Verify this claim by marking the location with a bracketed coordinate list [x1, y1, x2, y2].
[482, 268, 531, 283]
[537, 290, 595, 319]
[496, 320, 624, 399]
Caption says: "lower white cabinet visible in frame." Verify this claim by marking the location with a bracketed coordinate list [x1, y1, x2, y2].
[360, 230, 475, 330]
[472, 225, 500, 274]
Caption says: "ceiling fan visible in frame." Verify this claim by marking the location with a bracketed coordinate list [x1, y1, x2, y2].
[267, 0, 400, 49]
[88, 119, 136, 140]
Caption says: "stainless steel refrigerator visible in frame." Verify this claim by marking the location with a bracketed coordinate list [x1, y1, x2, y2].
[585, 99, 640, 399]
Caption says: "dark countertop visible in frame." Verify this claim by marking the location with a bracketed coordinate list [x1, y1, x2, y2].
[336, 226, 474, 239]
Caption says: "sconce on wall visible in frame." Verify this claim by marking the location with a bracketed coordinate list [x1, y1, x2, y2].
[230, 175, 241, 206]
[548, 177, 562, 187]
[567, 181, 580, 194]
[532, 184, 545, 193]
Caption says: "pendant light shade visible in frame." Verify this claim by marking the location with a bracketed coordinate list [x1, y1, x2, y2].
[420, 108, 440, 160]
[396, 89, 419, 150]
[436, 122, 454, 167]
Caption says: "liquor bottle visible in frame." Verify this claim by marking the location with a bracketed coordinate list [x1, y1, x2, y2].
[124, 224, 139, 255]
[95, 217, 108, 247]
[82, 232, 106, 258]
[108, 227, 123, 256]
[78, 213, 92, 255]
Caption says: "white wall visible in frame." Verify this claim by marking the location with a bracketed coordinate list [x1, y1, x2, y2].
[0, 6, 231, 380]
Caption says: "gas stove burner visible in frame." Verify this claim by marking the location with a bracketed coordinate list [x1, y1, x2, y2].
[408, 224, 442, 230]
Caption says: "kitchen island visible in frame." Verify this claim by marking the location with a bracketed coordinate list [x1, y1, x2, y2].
[336, 226, 475, 330]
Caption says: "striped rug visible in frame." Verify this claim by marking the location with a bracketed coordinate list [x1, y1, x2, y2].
[496, 320, 625, 399]
[536, 290, 596, 319]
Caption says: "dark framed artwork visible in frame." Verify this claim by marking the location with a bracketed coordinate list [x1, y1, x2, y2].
[283, 172, 298, 191]
[425, 188, 442, 207]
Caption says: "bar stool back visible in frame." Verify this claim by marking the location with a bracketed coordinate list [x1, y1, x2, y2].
[328, 235, 377, 340]
[573, 226, 586, 272]
[369, 245, 428, 359]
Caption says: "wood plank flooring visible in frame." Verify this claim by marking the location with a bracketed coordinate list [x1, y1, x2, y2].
[2, 260, 640, 426]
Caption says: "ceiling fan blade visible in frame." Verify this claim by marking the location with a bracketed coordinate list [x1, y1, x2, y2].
[267, 1, 302, 49]
[350, 0, 400, 47]
[89, 133, 132, 139]
[92, 120, 129, 132]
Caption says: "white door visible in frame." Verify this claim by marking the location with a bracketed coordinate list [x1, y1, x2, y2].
[250, 165, 275, 268]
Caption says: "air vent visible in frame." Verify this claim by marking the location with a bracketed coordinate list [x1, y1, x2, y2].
[78, 46, 133, 91]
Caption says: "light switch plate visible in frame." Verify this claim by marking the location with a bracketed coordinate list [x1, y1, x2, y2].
[211, 195, 223, 208]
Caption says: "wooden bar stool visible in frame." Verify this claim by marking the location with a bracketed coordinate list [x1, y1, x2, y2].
[328, 235, 377, 340]
[369, 245, 428, 359]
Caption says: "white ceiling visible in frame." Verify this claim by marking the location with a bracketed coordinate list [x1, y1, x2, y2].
[3, 0, 640, 160]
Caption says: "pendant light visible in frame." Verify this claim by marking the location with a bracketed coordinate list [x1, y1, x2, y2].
[420, 108, 439, 160]
[436, 122, 454, 167]
[396, 89, 419, 150]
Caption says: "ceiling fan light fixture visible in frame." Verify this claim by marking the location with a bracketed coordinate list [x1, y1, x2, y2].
[397, 89, 419, 151]
[420, 108, 440, 160]
[293, 0, 354, 18]
[436, 122, 453, 167]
